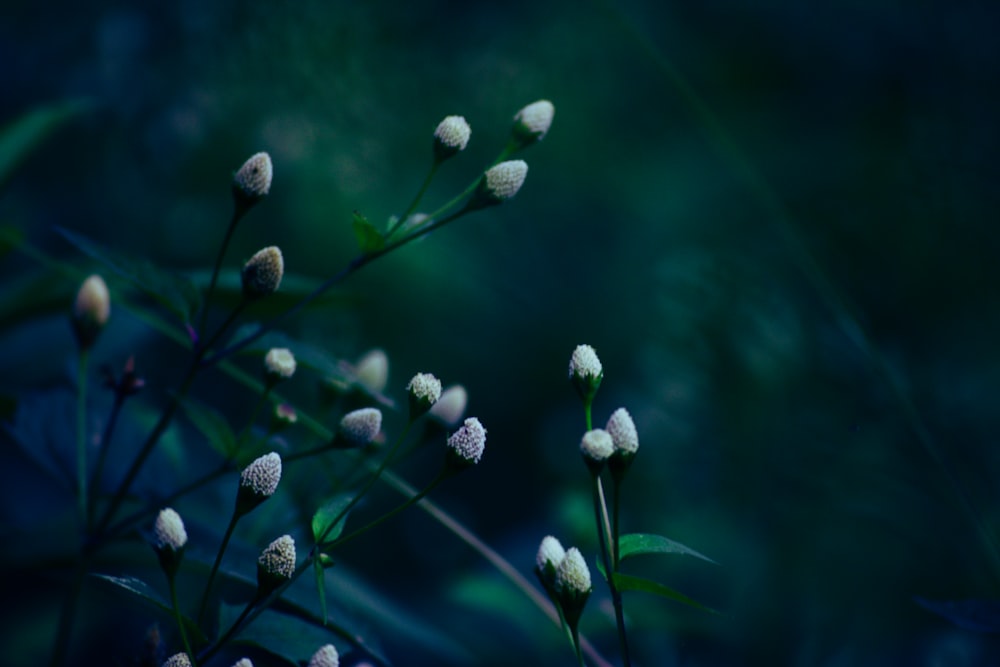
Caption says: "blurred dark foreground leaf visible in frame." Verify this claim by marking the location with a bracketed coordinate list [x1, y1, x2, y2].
[0, 99, 94, 191]
[915, 597, 1000, 633]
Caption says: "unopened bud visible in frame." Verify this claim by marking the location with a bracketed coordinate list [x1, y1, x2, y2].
[445, 416, 487, 470]
[233, 152, 273, 212]
[511, 100, 554, 148]
[407, 372, 442, 419]
[241, 246, 284, 299]
[71, 274, 110, 349]
[257, 534, 296, 596]
[433, 115, 471, 162]
[308, 644, 340, 667]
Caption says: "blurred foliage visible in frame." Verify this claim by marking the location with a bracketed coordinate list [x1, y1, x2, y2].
[2, 0, 1000, 665]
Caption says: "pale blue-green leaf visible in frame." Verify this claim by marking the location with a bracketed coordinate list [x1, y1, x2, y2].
[613, 572, 720, 615]
[92, 574, 206, 642]
[619, 532, 717, 565]
[312, 494, 352, 544]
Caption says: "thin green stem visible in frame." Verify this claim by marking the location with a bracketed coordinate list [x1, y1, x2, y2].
[386, 161, 440, 240]
[237, 386, 272, 450]
[168, 574, 195, 666]
[316, 422, 413, 544]
[571, 624, 585, 667]
[592, 475, 630, 666]
[612, 478, 622, 569]
[76, 349, 90, 526]
[198, 511, 240, 624]
[325, 471, 445, 549]
[197, 209, 242, 342]
[88, 392, 125, 530]
[202, 593, 257, 663]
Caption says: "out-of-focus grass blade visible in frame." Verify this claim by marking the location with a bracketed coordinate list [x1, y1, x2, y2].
[0, 99, 94, 191]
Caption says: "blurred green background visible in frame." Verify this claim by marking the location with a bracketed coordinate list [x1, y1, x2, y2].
[3, 0, 1000, 665]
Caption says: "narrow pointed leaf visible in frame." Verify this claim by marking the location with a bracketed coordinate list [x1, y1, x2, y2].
[92, 574, 207, 642]
[312, 494, 352, 544]
[612, 572, 720, 615]
[619, 532, 717, 565]
[352, 211, 385, 253]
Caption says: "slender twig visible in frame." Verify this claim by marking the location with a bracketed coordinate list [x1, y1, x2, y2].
[198, 512, 240, 624]
[88, 391, 126, 530]
[76, 349, 90, 525]
[168, 574, 195, 665]
[386, 161, 440, 240]
[592, 475, 631, 666]
[196, 208, 243, 343]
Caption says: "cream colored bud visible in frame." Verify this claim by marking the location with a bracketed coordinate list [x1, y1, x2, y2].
[264, 347, 296, 381]
[72, 274, 110, 348]
[241, 246, 284, 299]
[153, 508, 188, 551]
[231, 660, 253, 667]
[433, 115, 471, 160]
[240, 452, 283, 499]
[233, 152, 273, 203]
[580, 429, 614, 463]
[339, 407, 383, 446]
[258, 534, 296, 580]
[482, 160, 528, 202]
[556, 547, 591, 595]
[407, 372, 442, 418]
[429, 385, 467, 427]
[308, 644, 340, 667]
[162, 654, 192, 667]
[568, 344, 602, 382]
[606, 407, 639, 455]
[512, 100, 555, 145]
[536, 535, 565, 574]
[354, 349, 389, 393]
[446, 417, 487, 465]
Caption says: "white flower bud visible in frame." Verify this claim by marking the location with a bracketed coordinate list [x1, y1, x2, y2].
[536, 535, 565, 574]
[354, 349, 389, 393]
[482, 160, 528, 202]
[162, 654, 192, 667]
[606, 407, 639, 455]
[338, 407, 383, 446]
[240, 452, 283, 498]
[580, 429, 614, 463]
[72, 274, 110, 348]
[433, 115, 471, 160]
[233, 152, 273, 203]
[242, 246, 284, 299]
[407, 372, 442, 418]
[556, 547, 592, 595]
[568, 344, 603, 403]
[446, 417, 487, 466]
[512, 100, 555, 145]
[264, 347, 297, 381]
[231, 660, 253, 667]
[258, 534, 296, 580]
[153, 508, 188, 551]
[308, 644, 340, 667]
[429, 384, 467, 428]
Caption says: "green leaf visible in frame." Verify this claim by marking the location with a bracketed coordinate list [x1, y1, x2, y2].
[619, 532, 717, 565]
[314, 558, 328, 626]
[218, 603, 342, 666]
[92, 574, 207, 642]
[176, 395, 237, 459]
[55, 226, 201, 323]
[612, 572, 720, 615]
[312, 494, 352, 544]
[0, 99, 94, 190]
[0, 224, 24, 260]
[352, 211, 385, 254]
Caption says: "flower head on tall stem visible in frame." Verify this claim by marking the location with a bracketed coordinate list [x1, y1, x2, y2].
[606, 407, 639, 479]
[580, 428, 614, 475]
[445, 416, 487, 471]
[161, 653, 192, 667]
[264, 347, 296, 384]
[71, 274, 110, 350]
[257, 534, 296, 597]
[511, 99, 555, 150]
[433, 115, 471, 162]
[535, 534, 566, 597]
[236, 452, 282, 516]
[466, 160, 528, 211]
[241, 246, 284, 300]
[152, 507, 187, 578]
[232, 151, 273, 214]
[407, 372, 442, 420]
[335, 407, 383, 448]
[568, 344, 603, 407]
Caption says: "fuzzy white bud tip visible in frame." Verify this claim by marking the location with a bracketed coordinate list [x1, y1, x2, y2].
[74, 274, 110, 326]
[429, 384, 468, 427]
[407, 372, 442, 405]
[536, 535, 566, 572]
[556, 547, 592, 595]
[339, 407, 383, 445]
[434, 115, 471, 154]
[513, 100, 555, 141]
[308, 644, 340, 667]
[154, 508, 188, 551]
[580, 429, 614, 462]
[162, 654, 193, 667]
[264, 347, 297, 380]
[447, 417, 487, 464]
[234, 152, 273, 200]
[242, 246, 284, 299]
[240, 452, 283, 498]
[231, 660, 253, 667]
[568, 344, 602, 381]
[258, 534, 296, 579]
[355, 349, 389, 393]
[483, 160, 528, 202]
[606, 407, 639, 455]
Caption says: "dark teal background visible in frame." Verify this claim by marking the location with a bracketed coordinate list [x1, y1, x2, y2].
[2, 1, 1000, 665]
